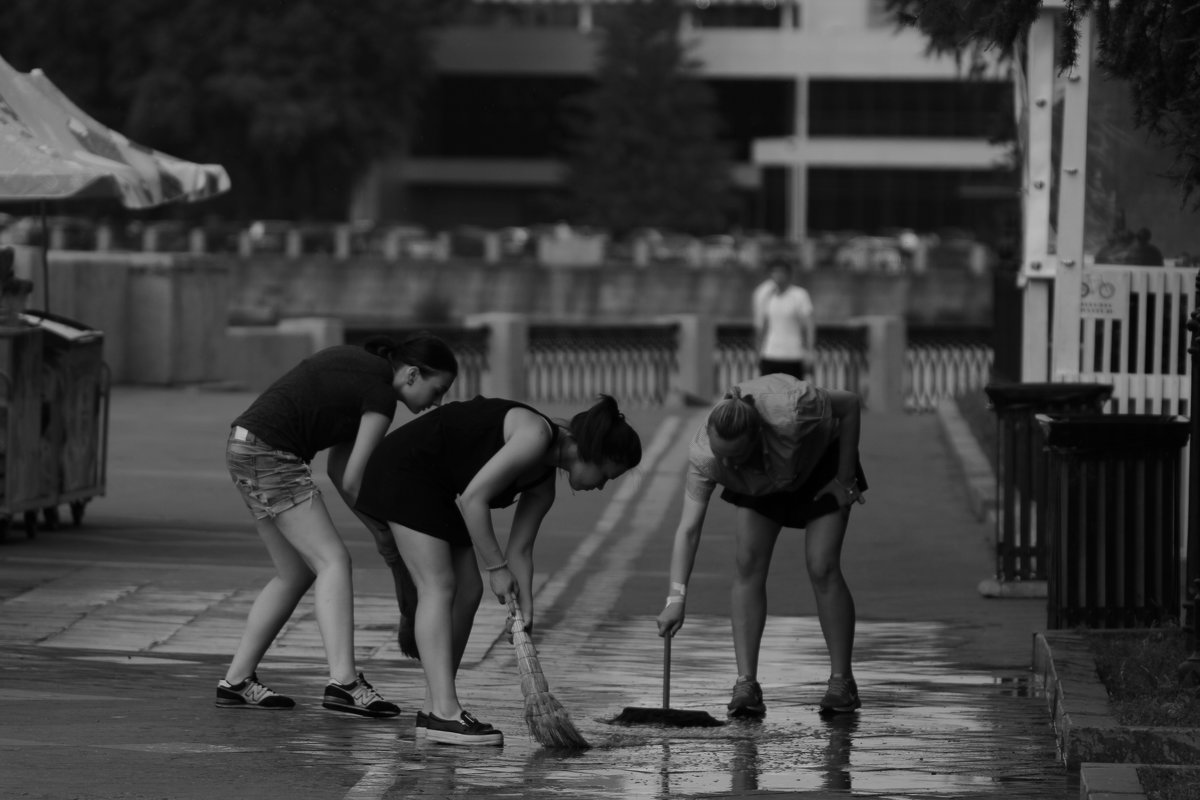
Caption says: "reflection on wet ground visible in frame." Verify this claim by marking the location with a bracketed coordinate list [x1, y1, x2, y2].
[0, 612, 1072, 799]
[264, 617, 1072, 800]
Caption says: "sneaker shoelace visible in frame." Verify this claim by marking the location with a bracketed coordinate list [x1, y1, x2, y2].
[349, 674, 386, 707]
[826, 676, 854, 699]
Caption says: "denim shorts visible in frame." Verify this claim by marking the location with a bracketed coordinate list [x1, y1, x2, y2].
[226, 426, 320, 520]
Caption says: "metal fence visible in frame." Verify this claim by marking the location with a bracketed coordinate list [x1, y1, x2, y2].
[715, 323, 869, 399]
[527, 323, 678, 406]
[905, 326, 994, 413]
[345, 321, 991, 412]
[343, 324, 489, 403]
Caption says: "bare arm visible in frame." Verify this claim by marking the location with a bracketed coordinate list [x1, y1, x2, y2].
[816, 390, 865, 505]
[505, 473, 555, 628]
[458, 409, 552, 604]
[337, 411, 392, 503]
[655, 492, 711, 637]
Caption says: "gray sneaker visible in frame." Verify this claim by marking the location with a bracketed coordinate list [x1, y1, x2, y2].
[322, 672, 400, 718]
[727, 676, 766, 718]
[819, 676, 862, 715]
[215, 672, 294, 709]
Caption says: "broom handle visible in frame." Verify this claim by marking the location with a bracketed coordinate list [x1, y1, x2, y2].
[663, 635, 671, 709]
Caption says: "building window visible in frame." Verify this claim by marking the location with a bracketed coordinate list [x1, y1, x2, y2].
[808, 79, 1013, 139]
[457, 2, 580, 29]
[807, 168, 1016, 239]
[691, 1, 787, 29]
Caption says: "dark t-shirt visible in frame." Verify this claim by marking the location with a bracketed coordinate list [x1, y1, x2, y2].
[231, 345, 397, 462]
[355, 396, 557, 544]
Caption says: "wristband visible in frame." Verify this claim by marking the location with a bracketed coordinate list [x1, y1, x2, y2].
[670, 581, 687, 597]
[484, 560, 509, 572]
[665, 595, 684, 607]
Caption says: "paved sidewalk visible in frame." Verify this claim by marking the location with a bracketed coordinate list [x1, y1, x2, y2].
[0, 388, 1072, 799]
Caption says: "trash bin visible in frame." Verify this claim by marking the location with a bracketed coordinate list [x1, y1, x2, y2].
[20, 309, 109, 529]
[0, 321, 55, 539]
[984, 382, 1114, 583]
[1038, 413, 1191, 629]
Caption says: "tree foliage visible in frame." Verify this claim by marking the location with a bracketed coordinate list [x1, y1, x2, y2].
[0, 0, 463, 219]
[885, 0, 1200, 207]
[561, 0, 734, 236]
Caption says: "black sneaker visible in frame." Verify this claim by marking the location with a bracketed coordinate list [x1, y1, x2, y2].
[819, 676, 862, 715]
[215, 672, 295, 709]
[425, 710, 503, 746]
[322, 672, 400, 718]
[417, 710, 495, 739]
[727, 675, 766, 718]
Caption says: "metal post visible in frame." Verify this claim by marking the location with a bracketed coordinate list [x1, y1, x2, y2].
[1180, 268, 1200, 685]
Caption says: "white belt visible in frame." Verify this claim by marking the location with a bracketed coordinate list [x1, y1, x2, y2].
[232, 426, 253, 441]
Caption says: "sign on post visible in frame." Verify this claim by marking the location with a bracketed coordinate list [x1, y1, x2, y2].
[1080, 266, 1130, 323]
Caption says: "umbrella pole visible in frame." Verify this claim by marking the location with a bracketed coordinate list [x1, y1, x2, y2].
[39, 201, 49, 312]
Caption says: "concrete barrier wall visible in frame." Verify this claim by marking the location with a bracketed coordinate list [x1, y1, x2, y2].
[23, 250, 987, 388]
[29, 252, 232, 385]
[227, 256, 992, 326]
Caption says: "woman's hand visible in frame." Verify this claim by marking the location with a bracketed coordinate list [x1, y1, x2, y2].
[503, 612, 533, 642]
[817, 476, 866, 507]
[656, 599, 686, 638]
[488, 566, 518, 605]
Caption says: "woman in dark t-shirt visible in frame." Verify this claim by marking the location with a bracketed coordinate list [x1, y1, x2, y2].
[355, 394, 642, 745]
[219, 334, 457, 718]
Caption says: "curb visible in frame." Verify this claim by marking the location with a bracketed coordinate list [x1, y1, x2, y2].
[1033, 631, 1200, 772]
[935, 396, 997, 525]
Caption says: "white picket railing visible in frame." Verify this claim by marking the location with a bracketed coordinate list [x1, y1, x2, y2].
[1061, 264, 1195, 416]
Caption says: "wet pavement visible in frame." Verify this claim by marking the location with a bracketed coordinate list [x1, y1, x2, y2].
[0, 387, 1073, 799]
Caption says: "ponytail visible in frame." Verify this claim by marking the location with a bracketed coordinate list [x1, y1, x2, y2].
[569, 394, 642, 469]
[363, 331, 459, 378]
[708, 386, 761, 442]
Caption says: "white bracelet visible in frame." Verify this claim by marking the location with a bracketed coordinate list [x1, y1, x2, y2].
[665, 595, 684, 607]
[484, 560, 508, 572]
[670, 581, 687, 597]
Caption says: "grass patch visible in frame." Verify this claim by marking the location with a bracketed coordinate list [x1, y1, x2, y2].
[1087, 627, 1200, 727]
[1137, 766, 1200, 800]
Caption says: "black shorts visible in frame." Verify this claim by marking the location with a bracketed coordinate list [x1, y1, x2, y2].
[720, 440, 867, 529]
[759, 358, 807, 381]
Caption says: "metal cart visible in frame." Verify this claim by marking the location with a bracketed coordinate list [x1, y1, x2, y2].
[0, 313, 109, 541]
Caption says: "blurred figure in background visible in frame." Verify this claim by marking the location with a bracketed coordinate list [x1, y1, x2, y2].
[753, 259, 816, 381]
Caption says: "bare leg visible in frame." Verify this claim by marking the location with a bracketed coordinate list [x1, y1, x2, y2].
[227, 494, 356, 684]
[448, 545, 483, 674]
[731, 508, 782, 679]
[390, 522, 463, 720]
[805, 507, 855, 678]
[225, 518, 314, 683]
[328, 444, 413, 617]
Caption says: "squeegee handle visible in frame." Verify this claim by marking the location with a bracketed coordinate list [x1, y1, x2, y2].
[663, 634, 671, 709]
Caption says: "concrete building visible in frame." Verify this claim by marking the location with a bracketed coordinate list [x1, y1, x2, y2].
[353, 0, 1014, 242]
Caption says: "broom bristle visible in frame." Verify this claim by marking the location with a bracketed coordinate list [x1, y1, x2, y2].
[525, 690, 589, 749]
[509, 605, 590, 749]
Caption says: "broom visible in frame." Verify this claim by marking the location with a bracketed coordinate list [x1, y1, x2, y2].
[608, 634, 724, 727]
[508, 602, 590, 749]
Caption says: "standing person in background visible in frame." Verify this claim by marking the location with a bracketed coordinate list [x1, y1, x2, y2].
[754, 259, 816, 381]
[219, 334, 457, 716]
[656, 374, 866, 719]
[356, 394, 642, 745]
